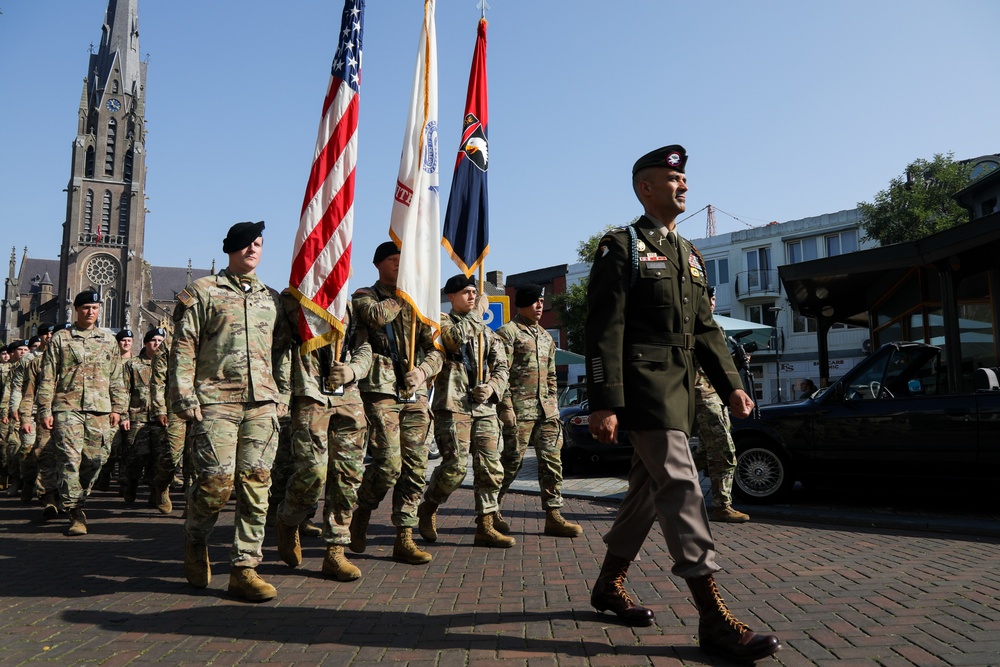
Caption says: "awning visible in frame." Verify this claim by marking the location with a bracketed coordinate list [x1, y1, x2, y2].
[555, 348, 585, 365]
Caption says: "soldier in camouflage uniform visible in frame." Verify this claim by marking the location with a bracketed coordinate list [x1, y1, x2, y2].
[349, 242, 443, 565]
[120, 328, 166, 506]
[94, 328, 135, 493]
[417, 275, 511, 548]
[495, 284, 583, 538]
[16, 325, 59, 517]
[11, 328, 55, 503]
[170, 221, 291, 602]
[0, 346, 12, 491]
[5, 339, 32, 498]
[691, 287, 749, 523]
[37, 291, 128, 536]
[274, 293, 372, 580]
[149, 329, 189, 514]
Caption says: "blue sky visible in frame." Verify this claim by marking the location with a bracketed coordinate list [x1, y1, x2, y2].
[1, 0, 997, 292]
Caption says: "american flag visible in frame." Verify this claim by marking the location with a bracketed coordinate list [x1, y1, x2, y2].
[288, 0, 364, 352]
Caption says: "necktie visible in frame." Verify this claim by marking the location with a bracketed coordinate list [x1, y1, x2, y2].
[666, 230, 678, 262]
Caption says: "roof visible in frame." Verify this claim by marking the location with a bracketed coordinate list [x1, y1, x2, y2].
[17, 258, 62, 296]
[150, 265, 214, 301]
[779, 211, 1000, 327]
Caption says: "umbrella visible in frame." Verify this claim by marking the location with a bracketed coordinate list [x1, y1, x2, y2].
[713, 314, 773, 350]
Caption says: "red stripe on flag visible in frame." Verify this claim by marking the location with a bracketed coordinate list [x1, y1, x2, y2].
[290, 166, 356, 288]
[310, 242, 353, 310]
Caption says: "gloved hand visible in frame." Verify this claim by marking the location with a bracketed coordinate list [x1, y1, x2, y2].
[471, 384, 494, 404]
[474, 295, 490, 318]
[276, 402, 289, 419]
[180, 406, 203, 422]
[403, 367, 426, 392]
[498, 405, 517, 428]
[328, 361, 355, 388]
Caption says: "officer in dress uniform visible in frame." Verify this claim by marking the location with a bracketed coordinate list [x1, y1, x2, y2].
[584, 145, 781, 663]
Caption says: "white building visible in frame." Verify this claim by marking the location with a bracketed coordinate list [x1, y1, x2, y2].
[688, 209, 877, 404]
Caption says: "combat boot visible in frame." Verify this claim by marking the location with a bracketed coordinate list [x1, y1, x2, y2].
[590, 552, 655, 626]
[393, 527, 433, 564]
[493, 509, 511, 534]
[276, 520, 302, 567]
[184, 539, 211, 588]
[416, 501, 438, 542]
[123, 480, 139, 505]
[300, 519, 323, 538]
[66, 509, 88, 536]
[544, 509, 584, 537]
[474, 512, 516, 548]
[228, 566, 277, 602]
[20, 481, 34, 503]
[154, 486, 172, 514]
[322, 545, 362, 581]
[687, 574, 781, 662]
[41, 492, 59, 520]
[349, 507, 371, 553]
[709, 505, 750, 523]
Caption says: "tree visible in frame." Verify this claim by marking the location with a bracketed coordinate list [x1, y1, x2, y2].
[551, 221, 637, 354]
[858, 153, 973, 246]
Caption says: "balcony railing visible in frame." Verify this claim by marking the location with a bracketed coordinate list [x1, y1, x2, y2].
[78, 232, 127, 247]
[735, 269, 781, 299]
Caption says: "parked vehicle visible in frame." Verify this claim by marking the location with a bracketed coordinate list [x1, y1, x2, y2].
[731, 341, 1000, 503]
[559, 399, 633, 473]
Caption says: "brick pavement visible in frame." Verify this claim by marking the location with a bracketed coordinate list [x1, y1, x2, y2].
[3, 472, 1000, 667]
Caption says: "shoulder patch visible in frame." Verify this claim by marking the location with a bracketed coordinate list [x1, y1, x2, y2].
[176, 289, 196, 307]
[352, 287, 372, 297]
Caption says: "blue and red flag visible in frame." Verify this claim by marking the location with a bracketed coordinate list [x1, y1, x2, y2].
[442, 17, 489, 278]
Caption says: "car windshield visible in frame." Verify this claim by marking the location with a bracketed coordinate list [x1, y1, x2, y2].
[843, 344, 944, 400]
[559, 384, 587, 408]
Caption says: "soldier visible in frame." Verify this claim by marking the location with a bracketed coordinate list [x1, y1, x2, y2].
[0, 345, 9, 490]
[94, 327, 135, 493]
[349, 242, 443, 565]
[37, 291, 127, 536]
[417, 274, 511, 548]
[116, 328, 134, 359]
[10, 328, 54, 503]
[149, 330, 186, 514]
[584, 146, 780, 662]
[691, 286, 749, 523]
[4, 339, 32, 497]
[120, 328, 166, 505]
[16, 324, 59, 516]
[170, 221, 291, 602]
[274, 293, 372, 580]
[495, 284, 583, 538]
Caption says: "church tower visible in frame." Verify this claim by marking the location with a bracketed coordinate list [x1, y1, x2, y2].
[58, 0, 147, 329]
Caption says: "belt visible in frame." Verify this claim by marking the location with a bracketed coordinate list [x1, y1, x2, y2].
[627, 332, 695, 350]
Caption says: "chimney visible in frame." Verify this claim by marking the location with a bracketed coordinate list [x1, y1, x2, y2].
[487, 270, 504, 289]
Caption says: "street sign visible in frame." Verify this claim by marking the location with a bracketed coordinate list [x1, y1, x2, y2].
[484, 296, 509, 331]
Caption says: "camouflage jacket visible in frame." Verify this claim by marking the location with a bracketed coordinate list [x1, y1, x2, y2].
[37, 326, 127, 419]
[352, 281, 443, 398]
[495, 315, 559, 421]
[150, 344, 170, 418]
[693, 357, 723, 407]
[123, 349, 157, 422]
[169, 269, 292, 411]
[0, 360, 10, 418]
[17, 352, 44, 426]
[433, 309, 508, 416]
[7, 350, 41, 419]
[279, 293, 372, 407]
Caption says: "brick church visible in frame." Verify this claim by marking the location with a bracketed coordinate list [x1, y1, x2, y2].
[1, 0, 210, 342]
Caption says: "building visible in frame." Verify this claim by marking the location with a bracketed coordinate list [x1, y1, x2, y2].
[0, 0, 210, 342]
[688, 209, 877, 404]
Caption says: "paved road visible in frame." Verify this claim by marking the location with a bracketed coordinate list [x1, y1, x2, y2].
[2, 455, 999, 666]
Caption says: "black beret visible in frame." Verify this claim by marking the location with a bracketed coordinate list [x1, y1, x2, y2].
[443, 274, 476, 295]
[515, 284, 544, 308]
[632, 144, 687, 176]
[707, 286, 716, 298]
[3, 343, 14, 354]
[223, 221, 265, 254]
[28, 336, 41, 345]
[144, 327, 166, 344]
[372, 241, 401, 265]
[116, 329, 134, 342]
[37, 324, 56, 335]
[74, 290, 100, 307]
[13, 339, 30, 349]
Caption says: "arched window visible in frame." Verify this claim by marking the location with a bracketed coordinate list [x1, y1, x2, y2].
[118, 193, 130, 236]
[84, 190, 94, 233]
[113, 80, 119, 94]
[102, 190, 112, 238]
[105, 118, 117, 176]
[103, 289, 119, 328]
[85, 145, 95, 178]
[123, 147, 134, 182]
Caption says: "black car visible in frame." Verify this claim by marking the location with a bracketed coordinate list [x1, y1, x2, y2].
[559, 398, 633, 473]
[731, 341, 1000, 503]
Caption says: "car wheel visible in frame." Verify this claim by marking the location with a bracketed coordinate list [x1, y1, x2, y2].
[734, 439, 794, 504]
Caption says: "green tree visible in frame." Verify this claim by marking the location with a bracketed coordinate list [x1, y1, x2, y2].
[858, 153, 973, 245]
[552, 221, 637, 354]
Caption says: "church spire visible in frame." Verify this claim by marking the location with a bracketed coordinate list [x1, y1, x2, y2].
[89, 0, 141, 106]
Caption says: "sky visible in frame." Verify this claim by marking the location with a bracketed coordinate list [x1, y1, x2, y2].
[1, 0, 998, 293]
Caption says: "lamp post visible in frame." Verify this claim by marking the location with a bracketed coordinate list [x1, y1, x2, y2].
[768, 305, 783, 403]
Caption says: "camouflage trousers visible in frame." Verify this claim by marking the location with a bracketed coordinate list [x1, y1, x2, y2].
[269, 415, 294, 512]
[52, 411, 115, 510]
[357, 394, 431, 528]
[122, 420, 166, 488]
[184, 402, 279, 568]
[278, 398, 367, 545]
[500, 416, 565, 510]
[692, 393, 737, 509]
[30, 420, 58, 499]
[153, 414, 188, 490]
[16, 420, 37, 497]
[426, 411, 503, 516]
[6, 420, 23, 482]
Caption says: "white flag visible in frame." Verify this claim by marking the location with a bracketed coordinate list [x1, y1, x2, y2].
[389, 0, 441, 345]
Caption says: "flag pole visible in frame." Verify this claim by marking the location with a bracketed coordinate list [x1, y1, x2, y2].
[477, 264, 486, 384]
